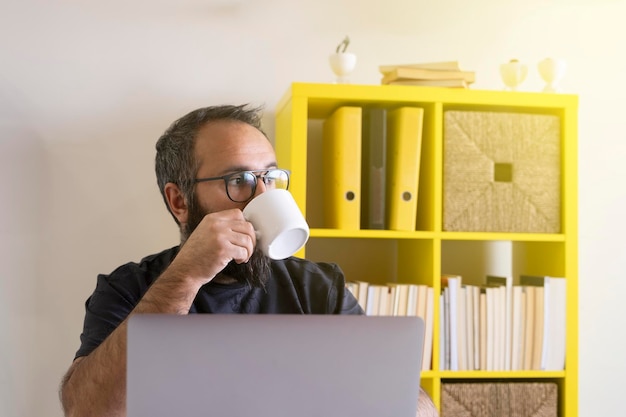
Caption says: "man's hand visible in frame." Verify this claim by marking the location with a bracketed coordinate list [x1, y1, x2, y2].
[168, 208, 256, 286]
[61, 209, 256, 417]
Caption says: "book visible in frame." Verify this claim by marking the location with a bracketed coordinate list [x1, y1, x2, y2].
[384, 285, 396, 316]
[486, 275, 513, 370]
[381, 67, 476, 84]
[521, 275, 567, 371]
[511, 286, 525, 370]
[531, 286, 545, 371]
[406, 284, 419, 316]
[384, 79, 469, 88]
[442, 274, 461, 370]
[322, 106, 362, 229]
[457, 287, 467, 370]
[464, 285, 476, 371]
[545, 277, 567, 371]
[379, 61, 461, 73]
[522, 286, 536, 370]
[520, 288, 528, 371]
[378, 285, 392, 316]
[408, 284, 430, 369]
[440, 292, 447, 370]
[385, 107, 424, 231]
[415, 285, 429, 321]
[365, 285, 385, 316]
[483, 281, 504, 370]
[479, 290, 487, 370]
[360, 107, 387, 229]
[422, 286, 435, 371]
[471, 285, 481, 369]
[520, 275, 550, 370]
[485, 286, 496, 371]
[445, 288, 452, 370]
[496, 286, 506, 370]
[354, 280, 369, 312]
[388, 283, 410, 316]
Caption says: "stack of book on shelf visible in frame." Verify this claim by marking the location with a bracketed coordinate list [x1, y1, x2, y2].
[439, 274, 567, 372]
[323, 105, 424, 231]
[346, 281, 435, 371]
[379, 61, 475, 88]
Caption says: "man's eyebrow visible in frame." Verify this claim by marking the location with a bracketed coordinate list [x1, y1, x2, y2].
[221, 163, 278, 174]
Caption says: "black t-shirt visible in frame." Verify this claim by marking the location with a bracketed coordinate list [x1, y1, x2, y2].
[76, 246, 363, 358]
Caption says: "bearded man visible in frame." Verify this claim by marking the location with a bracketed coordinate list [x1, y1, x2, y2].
[60, 105, 364, 417]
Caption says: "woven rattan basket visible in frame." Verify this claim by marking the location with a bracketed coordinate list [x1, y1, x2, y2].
[441, 382, 557, 417]
[443, 111, 561, 233]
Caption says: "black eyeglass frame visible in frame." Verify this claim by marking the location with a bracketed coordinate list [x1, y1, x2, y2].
[193, 168, 290, 203]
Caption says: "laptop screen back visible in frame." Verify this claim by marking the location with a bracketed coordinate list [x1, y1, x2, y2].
[127, 314, 424, 417]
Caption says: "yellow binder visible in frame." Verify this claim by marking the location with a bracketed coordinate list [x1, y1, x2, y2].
[322, 106, 362, 229]
[386, 107, 424, 231]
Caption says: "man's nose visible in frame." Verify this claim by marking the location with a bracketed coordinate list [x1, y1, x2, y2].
[253, 176, 268, 197]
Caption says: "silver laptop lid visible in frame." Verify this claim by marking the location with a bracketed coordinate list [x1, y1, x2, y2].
[127, 314, 424, 417]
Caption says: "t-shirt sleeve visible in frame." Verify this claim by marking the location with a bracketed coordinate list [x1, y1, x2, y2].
[327, 264, 364, 315]
[338, 285, 364, 315]
[74, 271, 145, 359]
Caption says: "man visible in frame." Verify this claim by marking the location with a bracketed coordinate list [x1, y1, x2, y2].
[59, 104, 437, 417]
[59, 105, 363, 416]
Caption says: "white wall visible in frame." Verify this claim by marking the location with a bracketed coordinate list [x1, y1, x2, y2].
[1, 0, 624, 415]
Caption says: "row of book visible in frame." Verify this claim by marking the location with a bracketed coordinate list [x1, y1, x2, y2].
[345, 281, 435, 371]
[440, 274, 567, 371]
[379, 61, 475, 89]
[323, 105, 423, 231]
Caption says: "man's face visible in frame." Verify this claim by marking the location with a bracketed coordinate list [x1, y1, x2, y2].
[182, 120, 277, 287]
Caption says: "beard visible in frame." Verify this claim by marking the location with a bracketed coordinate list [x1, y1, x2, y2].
[182, 195, 271, 289]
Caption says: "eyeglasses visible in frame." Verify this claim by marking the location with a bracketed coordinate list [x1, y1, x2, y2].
[194, 169, 290, 203]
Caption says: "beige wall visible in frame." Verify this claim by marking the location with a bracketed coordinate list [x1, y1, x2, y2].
[1, 0, 623, 415]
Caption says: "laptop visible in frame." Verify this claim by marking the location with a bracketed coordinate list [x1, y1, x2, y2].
[127, 314, 424, 417]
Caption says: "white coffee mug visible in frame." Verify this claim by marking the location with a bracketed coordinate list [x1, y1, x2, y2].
[243, 189, 310, 260]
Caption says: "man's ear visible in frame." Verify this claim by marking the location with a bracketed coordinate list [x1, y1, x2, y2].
[164, 183, 189, 225]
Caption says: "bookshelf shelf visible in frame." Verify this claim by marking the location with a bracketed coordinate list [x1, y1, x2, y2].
[440, 232, 566, 242]
[437, 370, 566, 379]
[310, 228, 436, 239]
[310, 229, 566, 242]
[275, 82, 577, 416]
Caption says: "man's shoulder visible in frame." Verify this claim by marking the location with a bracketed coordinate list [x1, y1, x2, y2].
[270, 257, 344, 286]
[103, 246, 179, 282]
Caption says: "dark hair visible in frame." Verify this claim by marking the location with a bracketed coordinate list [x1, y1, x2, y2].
[155, 104, 266, 224]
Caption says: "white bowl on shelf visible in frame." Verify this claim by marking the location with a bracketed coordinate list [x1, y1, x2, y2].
[499, 59, 527, 91]
[538, 58, 567, 92]
[329, 52, 357, 84]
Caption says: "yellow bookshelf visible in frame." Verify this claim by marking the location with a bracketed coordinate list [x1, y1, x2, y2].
[275, 82, 578, 416]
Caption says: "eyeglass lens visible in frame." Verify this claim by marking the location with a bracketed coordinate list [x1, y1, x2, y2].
[226, 170, 289, 202]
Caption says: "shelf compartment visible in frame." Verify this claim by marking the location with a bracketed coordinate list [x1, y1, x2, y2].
[305, 237, 434, 287]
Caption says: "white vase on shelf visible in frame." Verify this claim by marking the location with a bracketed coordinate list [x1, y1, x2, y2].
[499, 59, 528, 91]
[329, 52, 357, 84]
[538, 58, 567, 93]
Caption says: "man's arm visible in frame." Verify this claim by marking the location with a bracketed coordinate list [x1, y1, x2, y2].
[418, 386, 439, 416]
[60, 209, 256, 417]
[60, 268, 204, 417]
